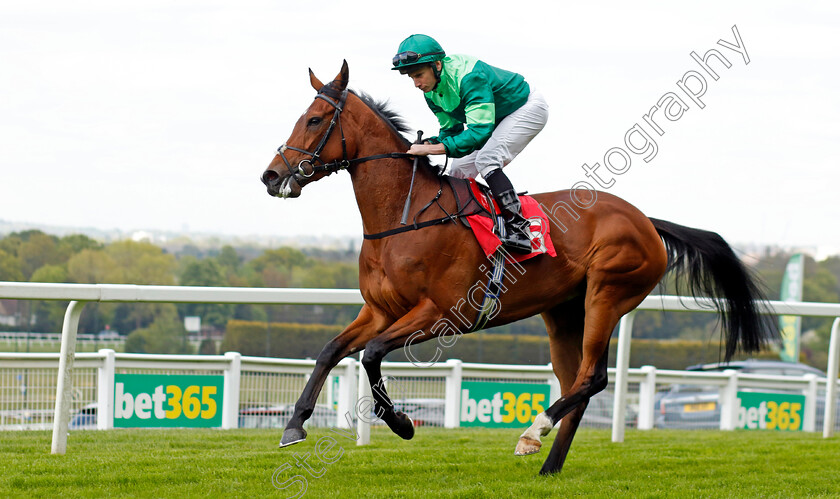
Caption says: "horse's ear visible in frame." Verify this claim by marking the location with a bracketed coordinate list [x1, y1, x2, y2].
[332, 60, 349, 91]
[309, 68, 324, 91]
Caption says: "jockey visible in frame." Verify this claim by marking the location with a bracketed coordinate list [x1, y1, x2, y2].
[392, 34, 549, 254]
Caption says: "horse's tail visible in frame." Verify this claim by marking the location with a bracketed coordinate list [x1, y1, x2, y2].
[648, 217, 777, 361]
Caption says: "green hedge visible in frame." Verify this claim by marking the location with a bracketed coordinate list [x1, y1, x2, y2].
[221, 320, 343, 358]
[383, 333, 552, 365]
[222, 320, 781, 368]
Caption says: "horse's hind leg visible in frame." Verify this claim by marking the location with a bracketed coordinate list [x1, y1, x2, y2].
[515, 299, 585, 456]
[536, 298, 616, 475]
[537, 258, 664, 473]
[280, 305, 383, 447]
[540, 349, 609, 474]
[537, 280, 641, 475]
[533, 220, 666, 474]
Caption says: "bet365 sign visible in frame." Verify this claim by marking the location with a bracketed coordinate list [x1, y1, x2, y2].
[460, 381, 551, 428]
[736, 391, 805, 431]
[114, 374, 224, 428]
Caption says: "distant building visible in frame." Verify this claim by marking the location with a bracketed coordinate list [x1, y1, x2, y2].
[0, 300, 33, 327]
[0, 300, 17, 327]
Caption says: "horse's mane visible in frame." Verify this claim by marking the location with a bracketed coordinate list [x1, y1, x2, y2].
[353, 91, 411, 140]
[351, 90, 438, 174]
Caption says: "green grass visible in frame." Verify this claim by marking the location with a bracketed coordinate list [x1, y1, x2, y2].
[2, 427, 839, 498]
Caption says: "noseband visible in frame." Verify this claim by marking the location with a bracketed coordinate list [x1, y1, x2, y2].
[275, 85, 417, 185]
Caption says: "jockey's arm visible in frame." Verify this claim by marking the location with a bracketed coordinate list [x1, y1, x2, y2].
[407, 142, 446, 156]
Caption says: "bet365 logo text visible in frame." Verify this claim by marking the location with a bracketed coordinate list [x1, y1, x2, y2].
[113, 374, 224, 428]
[460, 381, 551, 428]
[736, 392, 805, 431]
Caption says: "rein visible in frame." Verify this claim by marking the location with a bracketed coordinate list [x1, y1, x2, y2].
[276, 84, 478, 240]
[275, 85, 415, 185]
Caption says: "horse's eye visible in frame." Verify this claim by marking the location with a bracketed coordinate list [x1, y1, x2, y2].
[307, 117, 323, 127]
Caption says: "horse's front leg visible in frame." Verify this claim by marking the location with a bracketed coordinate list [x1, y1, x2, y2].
[361, 298, 443, 440]
[280, 305, 383, 447]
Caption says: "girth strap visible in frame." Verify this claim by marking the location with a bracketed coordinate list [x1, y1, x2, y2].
[363, 214, 463, 240]
[363, 176, 485, 240]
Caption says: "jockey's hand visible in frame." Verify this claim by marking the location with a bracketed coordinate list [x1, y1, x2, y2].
[407, 143, 446, 156]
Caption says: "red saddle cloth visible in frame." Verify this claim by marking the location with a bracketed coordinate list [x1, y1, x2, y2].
[466, 179, 557, 263]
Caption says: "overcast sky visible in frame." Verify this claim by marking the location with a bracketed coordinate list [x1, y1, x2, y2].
[1, 1, 838, 253]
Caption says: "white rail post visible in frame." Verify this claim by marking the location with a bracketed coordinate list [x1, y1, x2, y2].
[612, 311, 635, 443]
[637, 365, 657, 430]
[719, 369, 739, 431]
[96, 349, 116, 430]
[336, 359, 357, 429]
[444, 359, 462, 428]
[222, 352, 241, 429]
[548, 362, 562, 404]
[51, 300, 86, 455]
[803, 373, 818, 433]
[823, 318, 840, 438]
[357, 351, 371, 446]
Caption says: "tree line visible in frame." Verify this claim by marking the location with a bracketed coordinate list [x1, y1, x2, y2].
[0, 230, 361, 353]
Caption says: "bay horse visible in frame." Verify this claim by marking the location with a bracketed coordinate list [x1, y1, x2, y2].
[260, 61, 773, 475]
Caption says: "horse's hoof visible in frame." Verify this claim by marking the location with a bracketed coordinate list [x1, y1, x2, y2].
[539, 465, 561, 476]
[514, 436, 542, 456]
[393, 412, 415, 440]
[279, 428, 307, 448]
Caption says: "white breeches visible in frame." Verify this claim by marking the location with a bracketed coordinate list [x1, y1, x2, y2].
[448, 90, 549, 180]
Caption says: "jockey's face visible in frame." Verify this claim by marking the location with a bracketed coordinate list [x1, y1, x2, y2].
[406, 62, 441, 93]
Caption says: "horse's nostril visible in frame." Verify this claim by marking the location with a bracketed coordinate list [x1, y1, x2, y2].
[262, 169, 280, 186]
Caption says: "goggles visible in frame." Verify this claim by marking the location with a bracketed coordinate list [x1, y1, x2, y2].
[392, 50, 444, 67]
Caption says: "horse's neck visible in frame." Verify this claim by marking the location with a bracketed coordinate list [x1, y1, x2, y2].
[348, 134, 437, 236]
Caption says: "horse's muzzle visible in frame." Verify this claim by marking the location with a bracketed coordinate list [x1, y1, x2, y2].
[261, 169, 302, 199]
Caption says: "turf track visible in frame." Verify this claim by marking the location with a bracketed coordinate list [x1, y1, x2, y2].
[2, 427, 839, 498]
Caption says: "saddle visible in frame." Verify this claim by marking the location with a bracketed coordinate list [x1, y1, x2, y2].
[363, 175, 556, 263]
[449, 177, 557, 263]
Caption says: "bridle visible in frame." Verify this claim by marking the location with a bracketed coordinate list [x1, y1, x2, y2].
[275, 84, 351, 184]
[275, 84, 414, 186]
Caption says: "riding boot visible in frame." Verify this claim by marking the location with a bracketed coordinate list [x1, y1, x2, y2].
[484, 169, 533, 254]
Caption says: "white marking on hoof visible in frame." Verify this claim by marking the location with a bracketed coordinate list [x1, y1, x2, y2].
[513, 412, 553, 456]
[515, 436, 542, 456]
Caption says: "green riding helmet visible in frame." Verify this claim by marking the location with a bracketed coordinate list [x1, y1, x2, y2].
[391, 34, 446, 73]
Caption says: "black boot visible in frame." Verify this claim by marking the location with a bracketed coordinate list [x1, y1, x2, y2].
[484, 169, 533, 254]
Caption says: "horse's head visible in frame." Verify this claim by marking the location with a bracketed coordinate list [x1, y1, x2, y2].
[261, 61, 355, 198]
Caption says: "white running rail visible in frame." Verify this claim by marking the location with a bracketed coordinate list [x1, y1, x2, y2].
[1, 282, 838, 454]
